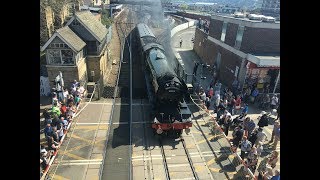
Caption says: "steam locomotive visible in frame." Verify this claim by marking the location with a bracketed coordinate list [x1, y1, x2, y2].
[136, 23, 192, 137]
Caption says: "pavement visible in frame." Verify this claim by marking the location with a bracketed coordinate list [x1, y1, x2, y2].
[171, 27, 280, 176]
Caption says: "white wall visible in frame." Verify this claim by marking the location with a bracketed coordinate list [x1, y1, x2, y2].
[171, 20, 197, 37]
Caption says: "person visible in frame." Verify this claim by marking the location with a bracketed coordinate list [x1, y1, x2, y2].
[267, 151, 279, 169]
[58, 125, 64, 142]
[47, 136, 60, 151]
[256, 141, 263, 158]
[276, 105, 280, 120]
[63, 89, 69, 103]
[227, 95, 236, 115]
[248, 153, 258, 174]
[199, 90, 206, 103]
[222, 115, 232, 136]
[79, 85, 85, 98]
[193, 62, 199, 76]
[258, 111, 269, 128]
[51, 103, 61, 117]
[244, 117, 256, 138]
[247, 146, 257, 162]
[72, 80, 80, 89]
[75, 94, 81, 108]
[179, 38, 183, 47]
[205, 96, 211, 110]
[255, 127, 268, 146]
[42, 108, 51, 121]
[270, 169, 280, 180]
[251, 87, 259, 103]
[243, 87, 251, 103]
[248, 128, 258, 145]
[44, 124, 53, 139]
[234, 95, 242, 115]
[261, 166, 274, 180]
[257, 157, 269, 180]
[269, 121, 280, 150]
[40, 145, 48, 157]
[231, 125, 244, 150]
[60, 103, 67, 117]
[239, 136, 252, 159]
[270, 94, 279, 110]
[242, 103, 249, 115]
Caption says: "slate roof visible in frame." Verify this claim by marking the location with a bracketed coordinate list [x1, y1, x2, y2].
[56, 26, 86, 52]
[41, 26, 86, 52]
[75, 11, 107, 42]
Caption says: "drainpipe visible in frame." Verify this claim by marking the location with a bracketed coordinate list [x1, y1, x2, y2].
[273, 70, 280, 93]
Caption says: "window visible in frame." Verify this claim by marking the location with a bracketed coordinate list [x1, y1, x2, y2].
[47, 50, 61, 64]
[220, 22, 227, 42]
[61, 50, 74, 64]
[47, 49, 75, 65]
[234, 26, 245, 50]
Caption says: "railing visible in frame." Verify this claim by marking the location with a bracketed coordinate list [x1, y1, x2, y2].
[171, 23, 256, 180]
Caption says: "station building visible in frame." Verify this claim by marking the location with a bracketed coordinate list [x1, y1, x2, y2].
[193, 14, 280, 93]
[41, 11, 110, 89]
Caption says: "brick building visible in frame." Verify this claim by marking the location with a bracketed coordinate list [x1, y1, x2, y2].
[41, 11, 109, 90]
[193, 14, 280, 93]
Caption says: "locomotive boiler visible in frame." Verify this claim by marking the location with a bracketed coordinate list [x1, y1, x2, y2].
[136, 23, 192, 137]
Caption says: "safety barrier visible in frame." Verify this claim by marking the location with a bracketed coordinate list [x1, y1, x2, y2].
[190, 95, 256, 180]
[40, 85, 96, 180]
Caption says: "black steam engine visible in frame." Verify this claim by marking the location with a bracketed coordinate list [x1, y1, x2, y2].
[136, 23, 192, 137]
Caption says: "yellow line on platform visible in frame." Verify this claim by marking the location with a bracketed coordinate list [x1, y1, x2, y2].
[209, 167, 220, 172]
[61, 139, 106, 154]
[52, 174, 70, 180]
[64, 152, 86, 160]
[206, 158, 216, 166]
[71, 134, 92, 143]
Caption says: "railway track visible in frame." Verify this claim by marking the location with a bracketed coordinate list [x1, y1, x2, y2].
[100, 6, 134, 180]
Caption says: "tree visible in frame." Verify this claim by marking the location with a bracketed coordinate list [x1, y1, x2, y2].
[180, 4, 188, 11]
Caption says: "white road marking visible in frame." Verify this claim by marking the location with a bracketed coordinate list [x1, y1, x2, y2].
[76, 123, 109, 125]
[59, 159, 102, 162]
[59, 162, 102, 165]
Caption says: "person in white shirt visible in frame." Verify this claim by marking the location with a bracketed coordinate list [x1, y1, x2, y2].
[63, 89, 69, 104]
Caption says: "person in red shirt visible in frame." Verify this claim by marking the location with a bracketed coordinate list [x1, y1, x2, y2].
[234, 95, 242, 115]
[60, 103, 67, 118]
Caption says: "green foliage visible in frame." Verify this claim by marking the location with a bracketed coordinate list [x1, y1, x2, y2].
[180, 4, 188, 11]
[101, 10, 113, 28]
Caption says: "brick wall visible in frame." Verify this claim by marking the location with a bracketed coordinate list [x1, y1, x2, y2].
[87, 56, 100, 82]
[47, 66, 79, 90]
[218, 48, 243, 88]
[77, 58, 88, 84]
[194, 28, 244, 88]
[209, 19, 223, 40]
[240, 27, 280, 54]
[194, 28, 218, 66]
[224, 23, 238, 48]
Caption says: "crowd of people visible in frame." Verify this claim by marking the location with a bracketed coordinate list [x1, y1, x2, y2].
[196, 77, 280, 179]
[40, 80, 85, 178]
[197, 18, 210, 34]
